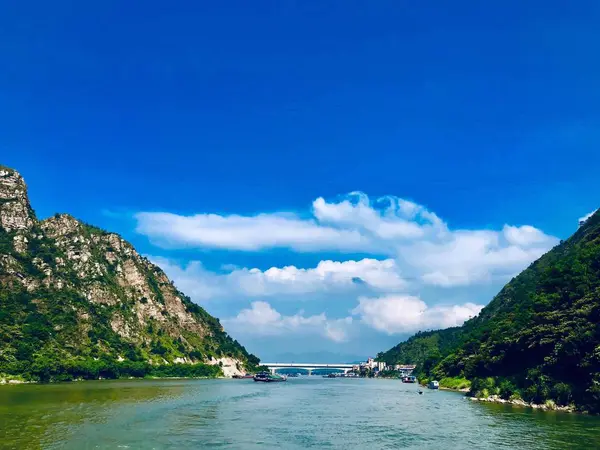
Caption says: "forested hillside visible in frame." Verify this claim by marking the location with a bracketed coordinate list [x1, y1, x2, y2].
[0, 166, 259, 382]
[376, 327, 462, 371]
[378, 209, 600, 412]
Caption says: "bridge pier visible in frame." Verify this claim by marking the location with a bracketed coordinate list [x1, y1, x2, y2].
[269, 368, 276, 375]
[307, 369, 312, 376]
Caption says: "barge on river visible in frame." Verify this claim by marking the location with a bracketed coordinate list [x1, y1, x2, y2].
[253, 372, 287, 382]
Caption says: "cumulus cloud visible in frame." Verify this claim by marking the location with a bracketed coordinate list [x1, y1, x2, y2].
[223, 301, 352, 342]
[405, 226, 557, 287]
[141, 192, 561, 343]
[238, 258, 406, 295]
[138, 192, 558, 289]
[352, 294, 484, 334]
[136, 211, 368, 252]
[150, 257, 226, 301]
[311, 193, 440, 240]
[135, 192, 443, 252]
[151, 256, 406, 300]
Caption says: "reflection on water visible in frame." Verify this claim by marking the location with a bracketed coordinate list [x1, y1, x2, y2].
[0, 380, 188, 449]
[1, 378, 599, 449]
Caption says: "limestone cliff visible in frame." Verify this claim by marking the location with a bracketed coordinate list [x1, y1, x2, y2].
[0, 166, 258, 379]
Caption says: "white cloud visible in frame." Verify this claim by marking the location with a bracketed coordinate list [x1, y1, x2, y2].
[579, 209, 598, 225]
[151, 256, 405, 300]
[312, 193, 434, 240]
[325, 317, 353, 343]
[136, 211, 368, 252]
[239, 258, 406, 295]
[352, 294, 483, 334]
[223, 301, 352, 342]
[135, 192, 444, 253]
[142, 193, 562, 344]
[138, 192, 558, 289]
[404, 227, 556, 287]
[502, 225, 557, 248]
[150, 257, 225, 301]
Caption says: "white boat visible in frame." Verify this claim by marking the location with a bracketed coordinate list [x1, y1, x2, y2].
[428, 380, 439, 389]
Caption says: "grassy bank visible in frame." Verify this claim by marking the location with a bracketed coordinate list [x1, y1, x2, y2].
[0, 358, 223, 383]
[419, 376, 471, 391]
[415, 375, 590, 413]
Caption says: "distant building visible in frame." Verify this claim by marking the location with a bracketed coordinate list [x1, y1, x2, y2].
[395, 364, 416, 376]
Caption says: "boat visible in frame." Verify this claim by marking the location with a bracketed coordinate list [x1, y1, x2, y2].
[402, 376, 417, 383]
[428, 380, 439, 389]
[253, 372, 287, 382]
[233, 374, 255, 379]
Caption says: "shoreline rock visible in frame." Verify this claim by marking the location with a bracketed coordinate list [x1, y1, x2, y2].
[0, 378, 29, 385]
[469, 395, 576, 413]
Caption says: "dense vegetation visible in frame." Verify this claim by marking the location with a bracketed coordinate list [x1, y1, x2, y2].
[378, 210, 600, 413]
[376, 327, 462, 372]
[0, 278, 257, 382]
[0, 166, 260, 382]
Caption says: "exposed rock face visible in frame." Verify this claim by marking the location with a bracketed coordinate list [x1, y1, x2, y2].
[0, 166, 257, 376]
[0, 168, 35, 233]
[209, 356, 245, 378]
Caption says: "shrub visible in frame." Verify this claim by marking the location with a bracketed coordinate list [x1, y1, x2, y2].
[498, 379, 518, 400]
[522, 383, 550, 404]
[544, 399, 557, 410]
[439, 377, 471, 390]
[471, 377, 496, 397]
[477, 388, 490, 399]
[551, 382, 573, 406]
[509, 392, 523, 402]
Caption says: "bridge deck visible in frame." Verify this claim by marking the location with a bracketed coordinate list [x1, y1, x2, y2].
[263, 363, 354, 368]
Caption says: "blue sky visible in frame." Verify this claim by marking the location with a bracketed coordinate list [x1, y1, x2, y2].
[1, 1, 599, 361]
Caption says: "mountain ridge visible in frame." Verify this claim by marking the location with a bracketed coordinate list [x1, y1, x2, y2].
[0, 165, 259, 381]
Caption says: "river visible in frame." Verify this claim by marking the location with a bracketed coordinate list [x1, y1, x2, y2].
[1, 377, 599, 449]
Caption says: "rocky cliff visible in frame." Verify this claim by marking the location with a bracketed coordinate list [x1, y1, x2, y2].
[0, 165, 258, 381]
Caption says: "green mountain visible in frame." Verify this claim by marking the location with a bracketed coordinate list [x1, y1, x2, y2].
[0, 165, 259, 382]
[378, 210, 600, 412]
[376, 327, 462, 372]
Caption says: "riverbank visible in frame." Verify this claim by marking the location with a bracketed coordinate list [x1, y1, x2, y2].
[0, 378, 29, 385]
[439, 385, 470, 393]
[419, 383, 469, 393]
[0, 375, 221, 385]
[470, 395, 577, 413]
[0, 358, 232, 383]
[0, 362, 229, 385]
[419, 376, 471, 392]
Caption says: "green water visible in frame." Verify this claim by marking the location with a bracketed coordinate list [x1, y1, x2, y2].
[1, 378, 599, 449]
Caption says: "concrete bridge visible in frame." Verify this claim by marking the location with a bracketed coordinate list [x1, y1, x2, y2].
[262, 362, 354, 376]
